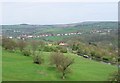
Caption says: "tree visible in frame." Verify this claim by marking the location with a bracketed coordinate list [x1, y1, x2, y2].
[30, 40, 39, 54]
[58, 56, 74, 79]
[50, 52, 74, 79]
[50, 52, 64, 67]
[38, 40, 45, 47]
[38, 40, 45, 51]
[17, 40, 27, 52]
[2, 37, 17, 51]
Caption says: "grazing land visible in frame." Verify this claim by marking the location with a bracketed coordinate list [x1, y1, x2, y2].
[1, 21, 119, 81]
[2, 49, 117, 81]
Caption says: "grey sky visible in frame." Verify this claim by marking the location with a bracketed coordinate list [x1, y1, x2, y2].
[2, 2, 118, 25]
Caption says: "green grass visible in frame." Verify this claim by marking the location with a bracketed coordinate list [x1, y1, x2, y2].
[2, 50, 117, 81]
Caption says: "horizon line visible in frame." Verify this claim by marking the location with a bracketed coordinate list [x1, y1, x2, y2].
[1, 20, 118, 25]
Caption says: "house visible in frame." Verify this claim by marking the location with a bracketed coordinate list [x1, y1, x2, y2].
[65, 34, 68, 36]
[9, 36, 13, 39]
[57, 34, 60, 36]
[59, 42, 68, 46]
[27, 35, 33, 38]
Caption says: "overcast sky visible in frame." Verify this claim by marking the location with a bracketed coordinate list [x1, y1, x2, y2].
[1, 2, 118, 25]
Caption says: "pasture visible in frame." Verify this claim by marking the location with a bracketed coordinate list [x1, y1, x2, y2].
[2, 50, 117, 81]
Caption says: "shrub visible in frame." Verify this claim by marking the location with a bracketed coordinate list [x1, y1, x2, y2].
[33, 53, 44, 64]
[90, 51, 96, 58]
[102, 57, 110, 63]
[22, 50, 31, 56]
[109, 71, 120, 82]
[43, 46, 52, 52]
[43, 46, 58, 52]
[60, 47, 67, 53]
[110, 57, 117, 65]
[77, 48, 83, 56]
[94, 56, 102, 61]
[52, 47, 59, 52]
[72, 44, 79, 51]
[56, 46, 67, 53]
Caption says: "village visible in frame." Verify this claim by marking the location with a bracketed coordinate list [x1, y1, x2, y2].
[6, 28, 116, 40]
[12, 32, 82, 39]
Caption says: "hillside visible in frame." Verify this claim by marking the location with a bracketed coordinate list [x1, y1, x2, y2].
[2, 21, 118, 81]
[2, 50, 117, 81]
[2, 21, 117, 37]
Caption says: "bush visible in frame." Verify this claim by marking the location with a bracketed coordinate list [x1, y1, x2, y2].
[109, 71, 120, 82]
[77, 49, 83, 56]
[102, 57, 110, 63]
[110, 57, 117, 65]
[90, 51, 102, 61]
[60, 47, 67, 53]
[52, 47, 59, 52]
[94, 56, 102, 61]
[43, 46, 58, 52]
[43, 46, 53, 52]
[56, 46, 67, 53]
[22, 50, 31, 56]
[72, 44, 79, 51]
[33, 53, 44, 64]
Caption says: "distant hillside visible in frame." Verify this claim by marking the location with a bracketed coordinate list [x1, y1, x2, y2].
[1, 21, 117, 37]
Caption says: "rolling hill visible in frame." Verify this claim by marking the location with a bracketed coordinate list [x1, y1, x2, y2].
[2, 49, 117, 81]
[1, 21, 117, 37]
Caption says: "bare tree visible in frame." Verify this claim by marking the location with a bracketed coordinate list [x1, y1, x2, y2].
[2, 37, 17, 51]
[50, 52, 64, 67]
[17, 40, 27, 52]
[50, 52, 74, 79]
[31, 40, 39, 55]
[58, 56, 74, 79]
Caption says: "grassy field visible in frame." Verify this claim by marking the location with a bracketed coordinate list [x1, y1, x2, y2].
[2, 50, 117, 81]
